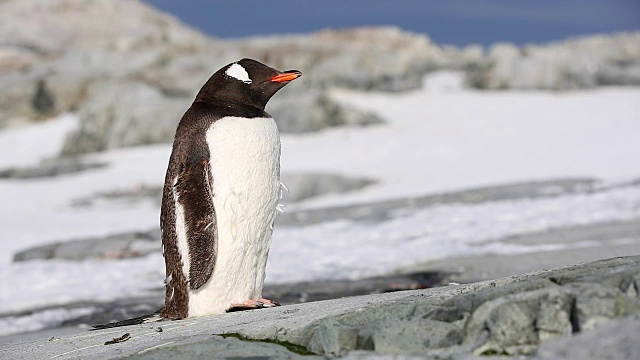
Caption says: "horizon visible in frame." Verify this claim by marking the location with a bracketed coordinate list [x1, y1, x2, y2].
[145, 0, 640, 47]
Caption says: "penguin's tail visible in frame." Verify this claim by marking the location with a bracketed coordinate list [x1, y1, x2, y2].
[91, 312, 164, 330]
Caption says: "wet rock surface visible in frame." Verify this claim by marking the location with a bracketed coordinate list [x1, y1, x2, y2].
[2, 256, 639, 359]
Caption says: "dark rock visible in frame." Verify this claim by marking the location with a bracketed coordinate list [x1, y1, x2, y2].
[31, 79, 56, 116]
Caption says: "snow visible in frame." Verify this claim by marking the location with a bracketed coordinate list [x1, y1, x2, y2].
[268, 185, 640, 283]
[0, 113, 77, 169]
[1, 77, 640, 336]
[281, 81, 640, 208]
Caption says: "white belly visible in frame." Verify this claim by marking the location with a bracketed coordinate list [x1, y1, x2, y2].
[188, 116, 280, 316]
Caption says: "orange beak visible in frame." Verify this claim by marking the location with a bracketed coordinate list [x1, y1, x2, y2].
[270, 70, 302, 83]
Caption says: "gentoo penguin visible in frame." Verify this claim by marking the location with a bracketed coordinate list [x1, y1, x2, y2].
[160, 58, 301, 319]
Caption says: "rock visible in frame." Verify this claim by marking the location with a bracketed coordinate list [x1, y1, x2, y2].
[470, 32, 640, 90]
[60, 79, 187, 155]
[13, 229, 160, 262]
[2, 256, 640, 359]
[532, 314, 640, 360]
[269, 90, 384, 133]
[30, 79, 56, 116]
[0, 157, 105, 179]
[371, 319, 464, 353]
[307, 319, 359, 356]
[1, 0, 639, 156]
[128, 335, 320, 360]
[464, 287, 573, 355]
[232, 27, 448, 91]
[567, 282, 640, 331]
[0, 46, 39, 75]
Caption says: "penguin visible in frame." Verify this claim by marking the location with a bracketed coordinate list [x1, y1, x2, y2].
[159, 58, 301, 319]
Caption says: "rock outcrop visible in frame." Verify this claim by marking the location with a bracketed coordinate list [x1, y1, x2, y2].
[0, 0, 638, 156]
[469, 33, 640, 90]
[2, 256, 638, 359]
[0, 0, 435, 154]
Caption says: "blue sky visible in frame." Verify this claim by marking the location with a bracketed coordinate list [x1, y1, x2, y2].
[145, 0, 640, 46]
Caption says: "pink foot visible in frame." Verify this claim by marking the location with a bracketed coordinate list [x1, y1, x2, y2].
[227, 298, 280, 313]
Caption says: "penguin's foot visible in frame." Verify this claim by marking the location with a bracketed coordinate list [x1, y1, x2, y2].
[258, 297, 280, 307]
[226, 298, 280, 313]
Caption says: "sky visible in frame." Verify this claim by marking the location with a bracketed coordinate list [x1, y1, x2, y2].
[145, 0, 640, 46]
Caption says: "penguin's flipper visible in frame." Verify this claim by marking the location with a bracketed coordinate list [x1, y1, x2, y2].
[91, 313, 164, 330]
[174, 159, 218, 290]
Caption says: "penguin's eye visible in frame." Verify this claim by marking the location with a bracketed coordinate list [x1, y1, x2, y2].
[225, 63, 252, 84]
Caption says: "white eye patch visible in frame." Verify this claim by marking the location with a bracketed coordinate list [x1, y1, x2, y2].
[225, 63, 252, 84]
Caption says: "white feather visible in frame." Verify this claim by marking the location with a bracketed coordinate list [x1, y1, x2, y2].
[188, 116, 280, 316]
[173, 177, 190, 286]
[279, 181, 289, 192]
[225, 63, 252, 84]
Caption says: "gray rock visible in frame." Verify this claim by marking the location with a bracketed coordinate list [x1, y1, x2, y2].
[13, 230, 160, 262]
[532, 314, 640, 360]
[2, 256, 640, 359]
[127, 335, 320, 360]
[307, 319, 359, 356]
[0, 157, 105, 179]
[469, 32, 640, 90]
[371, 319, 463, 353]
[2, 1, 639, 157]
[464, 287, 573, 355]
[567, 282, 640, 331]
[61, 79, 187, 155]
[269, 90, 384, 133]
[232, 27, 449, 92]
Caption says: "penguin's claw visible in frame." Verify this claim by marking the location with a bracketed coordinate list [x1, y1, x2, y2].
[226, 298, 280, 312]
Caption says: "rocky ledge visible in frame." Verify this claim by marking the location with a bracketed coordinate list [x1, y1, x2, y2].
[1, 256, 639, 359]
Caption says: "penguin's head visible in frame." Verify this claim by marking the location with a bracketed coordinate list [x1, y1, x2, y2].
[195, 58, 301, 110]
